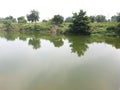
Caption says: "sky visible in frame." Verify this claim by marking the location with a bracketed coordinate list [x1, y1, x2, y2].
[0, 0, 120, 20]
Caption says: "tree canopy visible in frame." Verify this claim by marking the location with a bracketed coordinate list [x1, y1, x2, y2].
[110, 13, 120, 22]
[89, 15, 106, 22]
[116, 13, 120, 22]
[26, 10, 39, 22]
[111, 15, 117, 22]
[65, 17, 73, 22]
[52, 15, 64, 24]
[89, 16, 96, 22]
[5, 16, 16, 22]
[95, 15, 106, 22]
[69, 10, 90, 35]
[17, 16, 27, 23]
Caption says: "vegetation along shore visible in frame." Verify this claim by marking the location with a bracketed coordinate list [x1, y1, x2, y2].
[0, 9, 120, 36]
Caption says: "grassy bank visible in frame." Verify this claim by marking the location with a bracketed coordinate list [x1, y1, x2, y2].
[0, 22, 120, 36]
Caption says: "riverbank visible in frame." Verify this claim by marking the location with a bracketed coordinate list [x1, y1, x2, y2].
[0, 22, 120, 36]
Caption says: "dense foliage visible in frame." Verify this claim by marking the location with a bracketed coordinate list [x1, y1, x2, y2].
[95, 15, 106, 22]
[3, 20, 12, 31]
[0, 9, 120, 36]
[65, 17, 73, 22]
[89, 16, 96, 22]
[107, 23, 120, 35]
[5, 16, 16, 23]
[52, 15, 64, 24]
[116, 13, 120, 22]
[89, 15, 106, 22]
[69, 10, 90, 35]
[17, 16, 27, 24]
[26, 10, 39, 22]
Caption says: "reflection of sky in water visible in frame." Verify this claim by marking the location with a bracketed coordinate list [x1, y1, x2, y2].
[0, 38, 120, 90]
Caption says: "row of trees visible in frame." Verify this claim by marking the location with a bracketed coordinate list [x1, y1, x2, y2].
[0, 10, 120, 24]
[89, 13, 120, 22]
[90, 15, 106, 22]
[1, 9, 120, 35]
[0, 10, 64, 24]
[111, 13, 120, 22]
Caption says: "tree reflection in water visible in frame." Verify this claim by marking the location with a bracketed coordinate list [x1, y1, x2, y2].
[29, 38, 41, 49]
[67, 36, 90, 57]
[0, 31, 120, 56]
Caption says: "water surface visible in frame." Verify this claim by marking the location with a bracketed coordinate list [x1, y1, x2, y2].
[0, 32, 120, 90]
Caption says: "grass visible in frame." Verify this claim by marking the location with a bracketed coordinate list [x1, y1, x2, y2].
[19, 22, 52, 31]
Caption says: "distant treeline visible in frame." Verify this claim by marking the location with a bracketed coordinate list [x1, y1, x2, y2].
[0, 9, 120, 23]
[0, 9, 120, 36]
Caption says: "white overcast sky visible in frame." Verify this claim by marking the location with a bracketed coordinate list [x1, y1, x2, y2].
[0, 0, 120, 20]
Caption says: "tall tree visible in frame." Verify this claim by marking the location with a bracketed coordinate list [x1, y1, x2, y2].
[69, 10, 90, 35]
[26, 10, 39, 22]
[52, 15, 64, 24]
[26, 14, 31, 22]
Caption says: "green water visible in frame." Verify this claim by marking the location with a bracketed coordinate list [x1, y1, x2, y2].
[0, 32, 120, 90]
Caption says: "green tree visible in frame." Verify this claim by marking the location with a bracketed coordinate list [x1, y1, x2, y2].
[26, 15, 31, 22]
[5, 16, 16, 22]
[3, 20, 12, 31]
[111, 15, 117, 22]
[89, 16, 96, 22]
[95, 15, 106, 22]
[42, 19, 48, 22]
[17, 16, 27, 23]
[116, 13, 120, 22]
[26, 10, 39, 22]
[52, 15, 64, 24]
[65, 17, 73, 22]
[69, 10, 90, 35]
[111, 13, 120, 22]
